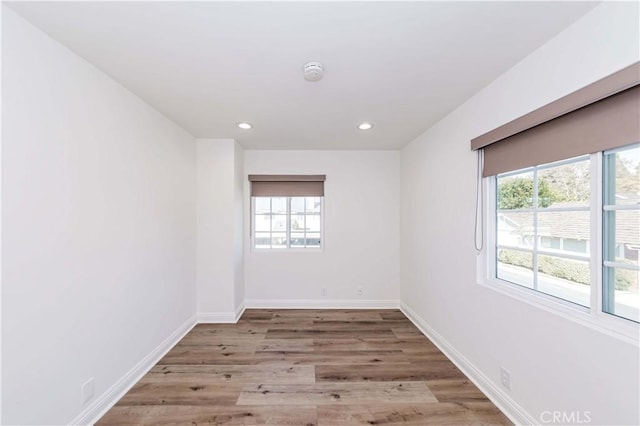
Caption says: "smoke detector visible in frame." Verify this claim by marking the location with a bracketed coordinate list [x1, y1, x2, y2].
[303, 61, 324, 82]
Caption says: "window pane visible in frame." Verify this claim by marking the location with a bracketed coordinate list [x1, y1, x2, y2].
[271, 215, 287, 232]
[255, 214, 271, 232]
[254, 197, 271, 214]
[252, 195, 323, 251]
[254, 232, 271, 249]
[306, 215, 321, 232]
[497, 171, 534, 210]
[604, 145, 640, 206]
[603, 210, 639, 266]
[291, 197, 305, 214]
[604, 266, 639, 323]
[306, 197, 321, 213]
[271, 233, 287, 248]
[272, 197, 287, 214]
[290, 214, 305, 232]
[306, 233, 321, 247]
[537, 211, 590, 256]
[290, 232, 305, 248]
[603, 145, 639, 321]
[540, 236, 561, 250]
[538, 255, 590, 307]
[538, 158, 590, 208]
[497, 212, 534, 249]
[497, 249, 533, 289]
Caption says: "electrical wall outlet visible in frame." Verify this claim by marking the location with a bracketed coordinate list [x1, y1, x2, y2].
[356, 286, 364, 296]
[500, 367, 511, 391]
[81, 377, 95, 404]
[321, 287, 328, 297]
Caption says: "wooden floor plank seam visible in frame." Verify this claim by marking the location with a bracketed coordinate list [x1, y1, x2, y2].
[97, 309, 511, 425]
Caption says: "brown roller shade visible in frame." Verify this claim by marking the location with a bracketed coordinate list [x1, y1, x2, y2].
[483, 85, 640, 177]
[248, 175, 325, 196]
[471, 62, 640, 177]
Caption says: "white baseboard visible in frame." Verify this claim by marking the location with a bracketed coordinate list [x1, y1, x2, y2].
[69, 314, 197, 426]
[244, 299, 400, 309]
[400, 302, 536, 426]
[198, 303, 245, 323]
[234, 302, 246, 322]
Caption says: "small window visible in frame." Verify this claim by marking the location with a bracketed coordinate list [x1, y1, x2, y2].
[252, 196, 323, 250]
[248, 174, 326, 251]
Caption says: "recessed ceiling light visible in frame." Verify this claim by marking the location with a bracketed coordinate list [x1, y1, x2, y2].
[237, 122, 252, 130]
[358, 122, 373, 130]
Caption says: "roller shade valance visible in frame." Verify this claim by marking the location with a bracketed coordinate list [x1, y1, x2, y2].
[471, 62, 640, 177]
[248, 174, 326, 196]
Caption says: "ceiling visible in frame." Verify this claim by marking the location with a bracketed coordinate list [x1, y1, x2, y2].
[7, 1, 599, 150]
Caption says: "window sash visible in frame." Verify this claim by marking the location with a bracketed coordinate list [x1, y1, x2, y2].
[251, 196, 323, 250]
[602, 144, 640, 321]
[495, 156, 593, 305]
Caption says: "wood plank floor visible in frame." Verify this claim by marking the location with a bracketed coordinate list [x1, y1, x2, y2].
[98, 309, 511, 425]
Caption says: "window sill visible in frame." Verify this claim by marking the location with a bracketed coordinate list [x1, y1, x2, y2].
[250, 248, 324, 254]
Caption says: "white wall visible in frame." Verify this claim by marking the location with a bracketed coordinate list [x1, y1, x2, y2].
[196, 139, 244, 321]
[400, 3, 639, 425]
[1, 7, 197, 425]
[244, 150, 400, 307]
[234, 143, 245, 310]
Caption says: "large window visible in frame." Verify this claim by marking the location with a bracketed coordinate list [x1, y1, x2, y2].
[492, 144, 639, 323]
[472, 65, 639, 337]
[252, 196, 323, 249]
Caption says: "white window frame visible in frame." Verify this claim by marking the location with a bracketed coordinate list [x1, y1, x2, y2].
[477, 150, 639, 345]
[602, 145, 640, 320]
[250, 196, 324, 252]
